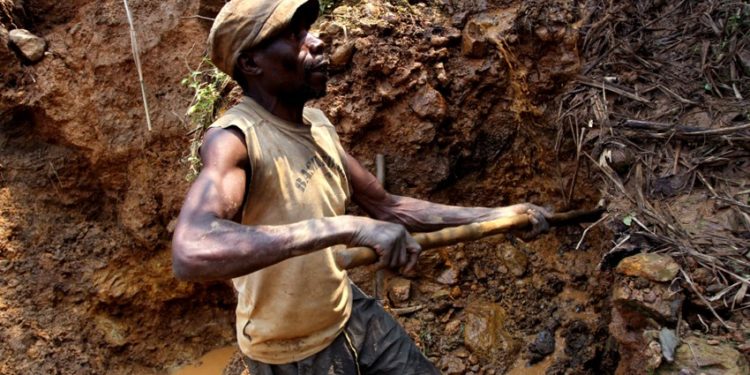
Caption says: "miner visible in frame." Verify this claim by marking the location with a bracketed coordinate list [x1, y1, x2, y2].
[171, 0, 549, 373]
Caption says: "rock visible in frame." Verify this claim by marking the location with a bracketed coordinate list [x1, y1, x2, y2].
[656, 336, 750, 375]
[330, 41, 355, 67]
[464, 301, 518, 357]
[461, 9, 516, 58]
[612, 278, 684, 323]
[461, 17, 490, 58]
[387, 277, 411, 306]
[1, 25, 22, 85]
[408, 84, 447, 122]
[659, 328, 679, 362]
[445, 319, 462, 336]
[528, 329, 555, 364]
[616, 253, 680, 282]
[94, 315, 129, 347]
[438, 354, 466, 375]
[430, 35, 450, 47]
[564, 320, 596, 368]
[645, 340, 663, 370]
[498, 244, 528, 277]
[437, 267, 460, 285]
[8, 29, 46, 63]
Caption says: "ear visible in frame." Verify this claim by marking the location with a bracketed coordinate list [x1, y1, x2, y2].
[236, 52, 262, 77]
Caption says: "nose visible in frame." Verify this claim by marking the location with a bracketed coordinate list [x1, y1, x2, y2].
[305, 33, 326, 56]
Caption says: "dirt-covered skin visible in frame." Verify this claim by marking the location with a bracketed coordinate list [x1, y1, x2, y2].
[1, 0, 616, 374]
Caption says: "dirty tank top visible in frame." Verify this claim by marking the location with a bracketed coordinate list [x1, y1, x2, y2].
[207, 97, 352, 364]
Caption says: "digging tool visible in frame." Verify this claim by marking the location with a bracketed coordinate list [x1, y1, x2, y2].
[334, 203, 606, 270]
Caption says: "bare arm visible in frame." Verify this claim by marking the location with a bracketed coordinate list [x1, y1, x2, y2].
[345, 152, 550, 233]
[171, 128, 421, 281]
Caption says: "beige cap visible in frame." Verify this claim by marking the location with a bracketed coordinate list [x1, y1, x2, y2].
[208, 0, 316, 76]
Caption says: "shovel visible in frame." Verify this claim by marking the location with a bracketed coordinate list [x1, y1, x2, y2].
[334, 202, 606, 270]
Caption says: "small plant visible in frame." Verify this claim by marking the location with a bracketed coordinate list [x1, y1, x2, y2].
[181, 58, 232, 181]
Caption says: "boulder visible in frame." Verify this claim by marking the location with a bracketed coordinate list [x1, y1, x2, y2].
[8, 28, 46, 63]
[464, 301, 518, 357]
[612, 279, 684, 323]
[656, 336, 749, 375]
[616, 253, 680, 282]
[408, 84, 447, 122]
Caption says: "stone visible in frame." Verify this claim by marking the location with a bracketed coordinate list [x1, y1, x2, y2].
[645, 340, 663, 370]
[616, 253, 680, 282]
[659, 328, 679, 362]
[528, 329, 555, 364]
[409, 84, 447, 122]
[387, 277, 411, 306]
[445, 319, 462, 336]
[94, 315, 129, 347]
[464, 301, 518, 357]
[656, 336, 750, 375]
[330, 41, 355, 67]
[461, 17, 490, 58]
[461, 9, 516, 58]
[438, 354, 466, 375]
[8, 28, 46, 63]
[612, 278, 684, 323]
[498, 244, 528, 277]
[437, 267, 460, 285]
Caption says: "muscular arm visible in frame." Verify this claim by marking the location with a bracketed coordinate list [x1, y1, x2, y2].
[346, 152, 549, 233]
[172, 128, 357, 281]
[172, 128, 422, 281]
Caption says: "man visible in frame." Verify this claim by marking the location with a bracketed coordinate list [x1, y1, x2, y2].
[171, 0, 550, 373]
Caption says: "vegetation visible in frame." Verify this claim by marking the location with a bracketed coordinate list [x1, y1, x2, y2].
[180, 58, 232, 181]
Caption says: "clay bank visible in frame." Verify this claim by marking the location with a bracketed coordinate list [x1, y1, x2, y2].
[1, 0, 748, 374]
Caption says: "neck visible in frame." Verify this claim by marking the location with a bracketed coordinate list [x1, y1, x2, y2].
[245, 86, 305, 125]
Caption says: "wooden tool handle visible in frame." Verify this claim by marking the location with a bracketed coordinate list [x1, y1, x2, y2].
[334, 205, 605, 270]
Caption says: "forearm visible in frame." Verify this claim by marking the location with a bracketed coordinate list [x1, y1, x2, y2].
[172, 215, 356, 281]
[359, 194, 519, 233]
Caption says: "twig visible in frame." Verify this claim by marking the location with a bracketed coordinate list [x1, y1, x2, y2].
[181, 15, 215, 21]
[576, 213, 608, 250]
[391, 305, 424, 316]
[681, 269, 729, 328]
[577, 76, 651, 104]
[123, 0, 153, 131]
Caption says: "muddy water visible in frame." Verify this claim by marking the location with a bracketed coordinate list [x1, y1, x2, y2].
[506, 331, 564, 375]
[170, 346, 235, 375]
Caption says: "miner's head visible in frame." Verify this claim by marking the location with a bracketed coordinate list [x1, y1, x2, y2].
[208, 0, 328, 103]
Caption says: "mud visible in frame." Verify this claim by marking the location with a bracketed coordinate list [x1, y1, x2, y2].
[0, 0, 654, 374]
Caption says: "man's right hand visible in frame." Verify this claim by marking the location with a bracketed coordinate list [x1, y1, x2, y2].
[349, 217, 422, 273]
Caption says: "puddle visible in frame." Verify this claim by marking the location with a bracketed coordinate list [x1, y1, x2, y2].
[170, 346, 235, 375]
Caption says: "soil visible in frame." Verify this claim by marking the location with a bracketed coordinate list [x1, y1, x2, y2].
[1, 0, 747, 374]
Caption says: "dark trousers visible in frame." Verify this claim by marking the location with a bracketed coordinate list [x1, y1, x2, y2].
[244, 284, 439, 375]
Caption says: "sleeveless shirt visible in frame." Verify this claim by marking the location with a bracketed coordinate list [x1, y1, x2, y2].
[207, 96, 353, 364]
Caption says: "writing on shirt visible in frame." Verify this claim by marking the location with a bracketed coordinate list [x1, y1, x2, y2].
[295, 153, 346, 192]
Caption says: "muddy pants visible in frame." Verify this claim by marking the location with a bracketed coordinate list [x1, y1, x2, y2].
[244, 284, 439, 375]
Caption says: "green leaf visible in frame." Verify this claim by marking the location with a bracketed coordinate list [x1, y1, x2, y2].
[623, 214, 634, 226]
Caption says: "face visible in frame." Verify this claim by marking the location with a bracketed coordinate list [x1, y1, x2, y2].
[239, 3, 329, 103]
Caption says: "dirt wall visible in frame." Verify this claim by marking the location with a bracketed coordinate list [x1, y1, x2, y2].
[1, 0, 607, 373]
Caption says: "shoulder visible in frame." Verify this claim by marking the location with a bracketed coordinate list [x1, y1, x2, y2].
[210, 99, 264, 134]
[303, 107, 335, 129]
[200, 127, 249, 169]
